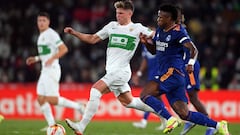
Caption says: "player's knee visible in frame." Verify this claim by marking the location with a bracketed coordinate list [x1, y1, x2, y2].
[37, 96, 46, 105]
[89, 88, 102, 100]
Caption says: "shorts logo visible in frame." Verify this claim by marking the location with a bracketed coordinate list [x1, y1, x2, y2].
[187, 84, 192, 89]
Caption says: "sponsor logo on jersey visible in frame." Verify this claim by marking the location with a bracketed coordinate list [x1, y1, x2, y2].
[156, 41, 168, 51]
[108, 34, 136, 50]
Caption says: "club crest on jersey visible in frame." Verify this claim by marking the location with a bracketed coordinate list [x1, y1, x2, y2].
[166, 35, 171, 42]
[129, 28, 134, 32]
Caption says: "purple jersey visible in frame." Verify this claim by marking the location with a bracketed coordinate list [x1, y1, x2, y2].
[153, 24, 191, 76]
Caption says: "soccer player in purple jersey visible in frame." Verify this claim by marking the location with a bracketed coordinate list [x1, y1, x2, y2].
[139, 4, 230, 135]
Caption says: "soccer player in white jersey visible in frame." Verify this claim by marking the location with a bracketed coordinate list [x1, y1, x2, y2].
[63, 1, 159, 135]
[26, 12, 85, 131]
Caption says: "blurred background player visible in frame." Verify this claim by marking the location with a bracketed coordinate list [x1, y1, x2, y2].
[176, 6, 216, 135]
[132, 45, 167, 130]
[26, 12, 85, 131]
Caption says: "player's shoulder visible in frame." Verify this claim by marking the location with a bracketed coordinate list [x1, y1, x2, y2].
[106, 21, 118, 26]
[44, 28, 58, 35]
[131, 22, 146, 28]
[173, 24, 182, 31]
[173, 24, 187, 33]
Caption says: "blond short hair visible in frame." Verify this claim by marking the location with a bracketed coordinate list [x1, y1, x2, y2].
[114, 0, 134, 11]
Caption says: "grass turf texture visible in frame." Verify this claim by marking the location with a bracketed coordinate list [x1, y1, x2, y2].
[0, 120, 238, 135]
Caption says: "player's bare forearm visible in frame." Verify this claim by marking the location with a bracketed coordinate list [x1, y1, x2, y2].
[64, 27, 101, 44]
[54, 44, 68, 59]
[184, 41, 198, 60]
[184, 41, 198, 73]
[140, 33, 156, 54]
[26, 56, 39, 65]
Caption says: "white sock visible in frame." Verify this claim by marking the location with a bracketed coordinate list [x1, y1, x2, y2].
[141, 119, 148, 125]
[126, 97, 155, 113]
[40, 102, 55, 126]
[79, 88, 102, 133]
[58, 97, 80, 110]
[159, 115, 167, 126]
[216, 122, 221, 129]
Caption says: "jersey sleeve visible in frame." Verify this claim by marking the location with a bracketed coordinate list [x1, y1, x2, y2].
[96, 22, 113, 40]
[51, 31, 64, 48]
[177, 27, 191, 45]
[139, 24, 153, 37]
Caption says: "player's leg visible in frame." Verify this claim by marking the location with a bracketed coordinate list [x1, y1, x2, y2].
[118, 88, 169, 131]
[172, 100, 230, 134]
[115, 72, 156, 113]
[180, 89, 204, 135]
[139, 81, 179, 134]
[140, 81, 172, 120]
[174, 84, 230, 134]
[182, 62, 216, 135]
[57, 97, 85, 114]
[188, 90, 208, 115]
[132, 112, 150, 128]
[66, 79, 109, 134]
[38, 95, 55, 127]
[37, 74, 56, 129]
[167, 72, 218, 130]
[188, 89, 216, 135]
[155, 95, 167, 130]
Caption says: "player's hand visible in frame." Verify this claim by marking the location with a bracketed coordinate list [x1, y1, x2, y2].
[186, 64, 194, 73]
[132, 75, 140, 86]
[26, 56, 37, 65]
[64, 27, 75, 35]
[139, 33, 148, 44]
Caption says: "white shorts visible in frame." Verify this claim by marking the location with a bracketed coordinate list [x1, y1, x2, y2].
[101, 69, 131, 97]
[37, 65, 61, 96]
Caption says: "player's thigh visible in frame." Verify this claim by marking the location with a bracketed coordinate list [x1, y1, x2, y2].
[101, 69, 131, 86]
[101, 69, 131, 97]
[37, 73, 60, 98]
[140, 80, 159, 98]
[187, 89, 199, 101]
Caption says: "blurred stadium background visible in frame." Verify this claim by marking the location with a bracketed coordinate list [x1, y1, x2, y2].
[0, 0, 240, 134]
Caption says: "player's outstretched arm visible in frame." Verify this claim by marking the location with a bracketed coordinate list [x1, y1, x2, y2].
[64, 27, 101, 44]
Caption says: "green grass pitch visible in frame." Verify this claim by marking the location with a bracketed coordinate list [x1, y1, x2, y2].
[0, 120, 239, 135]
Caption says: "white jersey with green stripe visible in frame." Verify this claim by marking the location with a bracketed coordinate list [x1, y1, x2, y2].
[37, 28, 63, 68]
[96, 21, 153, 72]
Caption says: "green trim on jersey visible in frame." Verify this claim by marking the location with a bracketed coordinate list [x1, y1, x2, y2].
[37, 45, 51, 55]
[56, 40, 62, 45]
[108, 34, 136, 50]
